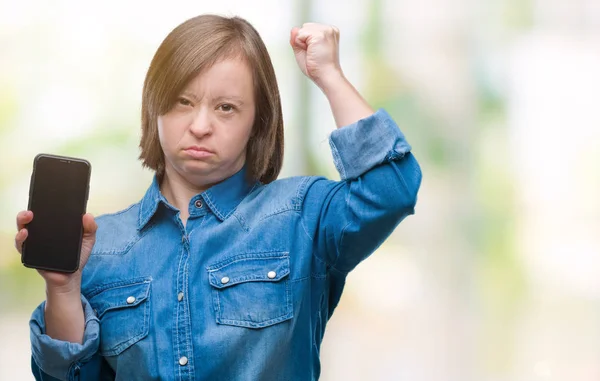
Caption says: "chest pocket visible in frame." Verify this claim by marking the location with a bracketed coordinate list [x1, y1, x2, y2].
[207, 252, 293, 329]
[87, 277, 152, 356]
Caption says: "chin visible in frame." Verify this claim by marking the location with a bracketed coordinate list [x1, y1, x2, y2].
[171, 156, 242, 182]
[180, 161, 216, 176]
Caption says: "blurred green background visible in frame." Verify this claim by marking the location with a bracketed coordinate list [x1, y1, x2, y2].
[1, 0, 599, 380]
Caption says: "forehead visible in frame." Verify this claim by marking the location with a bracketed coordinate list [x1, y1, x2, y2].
[183, 58, 254, 96]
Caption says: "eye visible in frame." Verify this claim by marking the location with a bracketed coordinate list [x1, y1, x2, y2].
[218, 104, 235, 112]
[177, 97, 192, 107]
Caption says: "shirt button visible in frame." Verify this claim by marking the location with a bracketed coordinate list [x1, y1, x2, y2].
[179, 356, 188, 366]
[221, 276, 230, 285]
[267, 271, 277, 279]
[126, 296, 136, 304]
[194, 200, 203, 208]
[177, 292, 184, 302]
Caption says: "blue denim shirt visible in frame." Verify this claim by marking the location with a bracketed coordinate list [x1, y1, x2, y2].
[29, 109, 422, 381]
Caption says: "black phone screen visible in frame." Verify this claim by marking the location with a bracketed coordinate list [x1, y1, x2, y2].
[23, 155, 90, 272]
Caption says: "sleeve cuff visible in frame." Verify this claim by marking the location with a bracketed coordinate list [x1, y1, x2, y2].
[329, 109, 412, 181]
[30, 294, 100, 380]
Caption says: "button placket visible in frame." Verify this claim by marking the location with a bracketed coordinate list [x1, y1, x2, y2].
[174, 214, 194, 376]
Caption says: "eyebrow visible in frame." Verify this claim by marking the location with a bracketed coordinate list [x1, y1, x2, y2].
[213, 95, 245, 105]
[180, 92, 200, 102]
[180, 92, 245, 106]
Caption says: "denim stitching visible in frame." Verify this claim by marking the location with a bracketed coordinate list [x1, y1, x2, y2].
[93, 219, 158, 256]
[206, 252, 289, 271]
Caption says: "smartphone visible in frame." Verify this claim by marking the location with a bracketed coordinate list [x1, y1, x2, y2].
[22, 154, 91, 273]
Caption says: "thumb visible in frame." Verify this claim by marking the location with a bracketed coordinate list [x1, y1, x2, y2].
[82, 213, 97, 237]
[290, 27, 307, 52]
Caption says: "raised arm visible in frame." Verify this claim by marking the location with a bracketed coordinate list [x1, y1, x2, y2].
[291, 23, 422, 273]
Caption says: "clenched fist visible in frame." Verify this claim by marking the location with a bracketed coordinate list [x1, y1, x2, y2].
[290, 23, 344, 90]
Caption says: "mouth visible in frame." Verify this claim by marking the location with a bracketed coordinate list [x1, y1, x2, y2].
[183, 146, 215, 159]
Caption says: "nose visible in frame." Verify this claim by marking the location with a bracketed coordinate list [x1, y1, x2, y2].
[189, 107, 213, 138]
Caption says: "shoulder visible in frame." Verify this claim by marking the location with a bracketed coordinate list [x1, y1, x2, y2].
[245, 175, 319, 209]
[92, 203, 146, 255]
[233, 175, 336, 225]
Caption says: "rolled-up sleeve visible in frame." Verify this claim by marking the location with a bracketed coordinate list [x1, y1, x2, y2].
[30, 294, 101, 380]
[329, 108, 413, 181]
[302, 109, 422, 274]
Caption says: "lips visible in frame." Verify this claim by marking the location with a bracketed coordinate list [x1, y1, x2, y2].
[183, 146, 215, 159]
[185, 145, 214, 153]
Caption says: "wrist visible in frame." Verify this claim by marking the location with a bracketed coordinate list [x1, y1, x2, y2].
[46, 277, 82, 298]
[315, 70, 348, 96]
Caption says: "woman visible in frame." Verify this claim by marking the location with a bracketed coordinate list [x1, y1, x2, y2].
[15, 14, 421, 381]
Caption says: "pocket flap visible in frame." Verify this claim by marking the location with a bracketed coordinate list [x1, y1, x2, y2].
[88, 278, 151, 318]
[207, 253, 290, 289]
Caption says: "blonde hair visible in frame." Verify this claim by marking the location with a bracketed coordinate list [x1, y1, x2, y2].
[139, 14, 284, 183]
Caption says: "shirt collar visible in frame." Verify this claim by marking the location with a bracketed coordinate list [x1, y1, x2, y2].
[137, 166, 259, 230]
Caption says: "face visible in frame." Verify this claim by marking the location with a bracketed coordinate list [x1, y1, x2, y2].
[157, 58, 256, 188]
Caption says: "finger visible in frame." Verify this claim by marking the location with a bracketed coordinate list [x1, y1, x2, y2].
[82, 213, 98, 236]
[294, 39, 308, 51]
[332, 25, 340, 40]
[290, 27, 307, 51]
[295, 28, 310, 44]
[14, 228, 28, 254]
[16, 210, 33, 231]
[290, 27, 299, 47]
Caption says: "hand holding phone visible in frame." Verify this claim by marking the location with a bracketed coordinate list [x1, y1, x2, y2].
[17, 154, 97, 282]
[15, 211, 97, 286]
